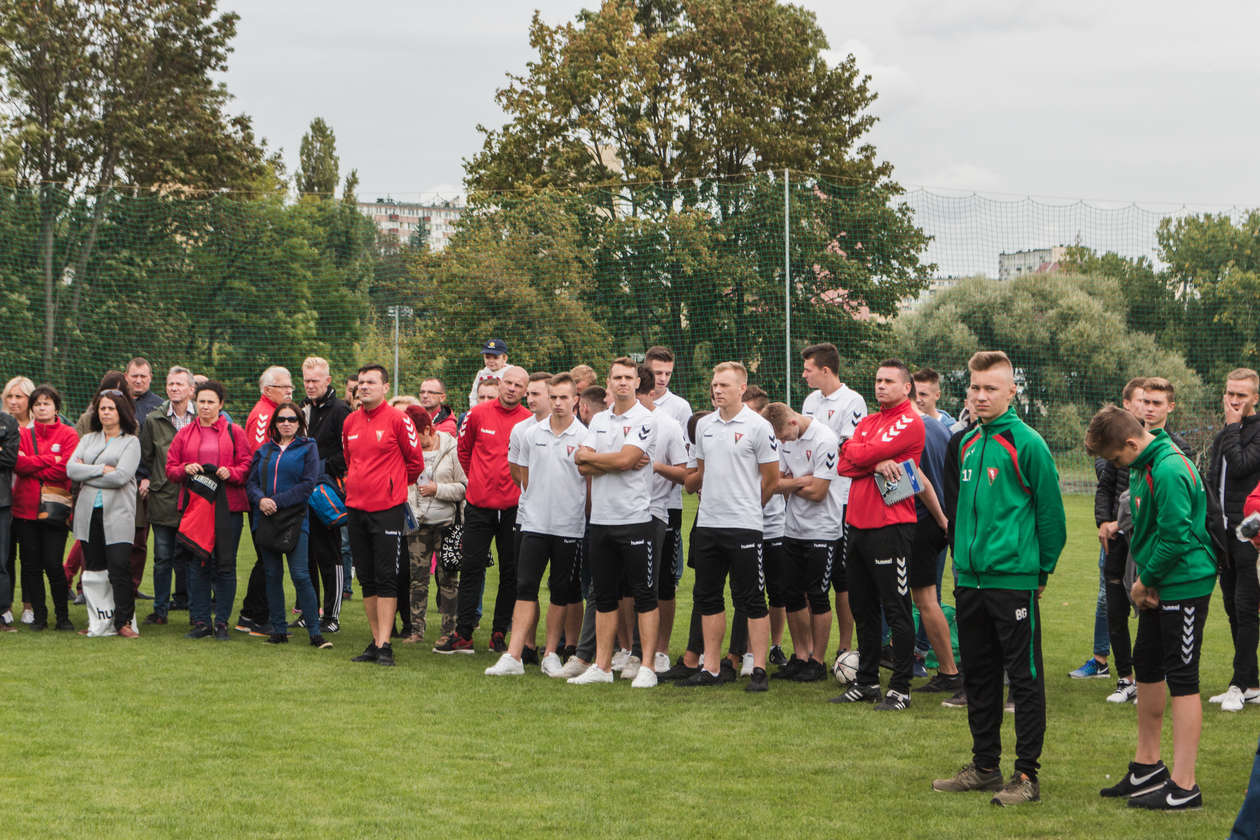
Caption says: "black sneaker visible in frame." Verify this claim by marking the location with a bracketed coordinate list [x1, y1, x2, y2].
[875, 689, 911, 711]
[310, 635, 334, 649]
[376, 644, 396, 667]
[143, 613, 167, 626]
[490, 630, 508, 653]
[1100, 761, 1168, 798]
[54, 618, 75, 631]
[352, 643, 380, 662]
[830, 683, 881, 703]
[185, 623, 213, 639]
[319, 619, 340, 634]
[676, 669, 722, 687]
[522, 646, 540, 666]
[941, 688, 968, 708]
[745, 667, 769, 692]
[266, 633, 288, 644]
[768, 644, 788, 667]
[717, 658, 738, 683]
[135, 590, 153, 600]
[773, 657, 807, 680]
[214, 623, 230, 641]
[1127, 779, 1202, 811]
[562, 645, 577, 662]
[432, 632, 474, 654]
[658, 657, 700, 682]
[29, 621, 47, 632]
[289, 617, 306, 629]
[234, 616, 262, 634]
[792, 659, 827, 683]
[171, 598, 190, 611]
[920, 671, 963, 693]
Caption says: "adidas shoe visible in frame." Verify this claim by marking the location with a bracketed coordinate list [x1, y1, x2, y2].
[1106, 678, 1137, 704]
[830, 683, 881, 704]
[932, 762, 1004, 793]
[540, 651, 564, 677]
[1100, 761, 1168, 798]
[485, 653, 525, 676]
[875, 689, 911, 711]
[567, 664, 614, 685]
[1069, 657, 1110, 679]
[630, 666, 658, 688]
[319, 619, 340, 634]
[1127, 779, 1202, 811]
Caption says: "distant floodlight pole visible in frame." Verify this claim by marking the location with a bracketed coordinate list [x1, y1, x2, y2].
[784, 168, 791, 406]
[386, 305, 413, 397]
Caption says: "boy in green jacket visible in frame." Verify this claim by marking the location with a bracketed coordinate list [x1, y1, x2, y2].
[1086, 404, 1213, 811]
[932, 351, 1066, 807]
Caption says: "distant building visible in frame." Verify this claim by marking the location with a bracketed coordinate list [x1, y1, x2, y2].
[998, 245, 1068, 282]
[899, 276, 962, 313]
[357, 197, 465, 251]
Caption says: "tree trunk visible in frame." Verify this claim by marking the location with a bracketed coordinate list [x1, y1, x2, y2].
[40, 186, 58, 381]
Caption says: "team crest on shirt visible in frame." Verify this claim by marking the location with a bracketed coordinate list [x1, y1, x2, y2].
[827, 410, 835, 419]
[376, 430, 384, 441]
[805, 450, 812, 460]
[623, 425, 631, 436]
[987, 467, 998, 485]
[566, 445, 575, 456]
[734, 432, 744, 443]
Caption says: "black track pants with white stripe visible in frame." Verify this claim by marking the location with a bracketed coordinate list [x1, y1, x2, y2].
[847, 523, 915, 694]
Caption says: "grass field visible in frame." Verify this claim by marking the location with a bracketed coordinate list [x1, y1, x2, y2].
[2, 493, 1252, 838]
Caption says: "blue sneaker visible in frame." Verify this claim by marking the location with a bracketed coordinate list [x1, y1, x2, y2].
[913, 656, 929, 679]
[1069, 657, 1110, 679]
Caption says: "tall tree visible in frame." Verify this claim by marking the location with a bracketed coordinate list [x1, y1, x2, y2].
[296, 117, 340, 197]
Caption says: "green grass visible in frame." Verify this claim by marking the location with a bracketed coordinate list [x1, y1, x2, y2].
[1, 494, 1249, 838]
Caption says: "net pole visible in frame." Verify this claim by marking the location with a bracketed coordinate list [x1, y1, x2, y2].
[784, 168, 791, 405]
[392, 306, 400, 398]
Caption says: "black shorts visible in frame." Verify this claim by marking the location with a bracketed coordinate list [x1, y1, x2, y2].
[516, 532, 582, 606]
[783, 537, 836, 614]
[347, 505, 406, 599]
[910, 518, 948, 589]
[691, 526, 768, 619]
[659, 508, 683, 599]
[1133, 595, 1210, 696]
[763, 537, 787, 608]
[831, 505, 848, 593]
[589, 522, 656, 613]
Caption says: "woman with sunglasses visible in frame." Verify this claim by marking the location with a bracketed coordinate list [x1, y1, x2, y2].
[245, 401, 330, 648]
[66, 389, 142, 636]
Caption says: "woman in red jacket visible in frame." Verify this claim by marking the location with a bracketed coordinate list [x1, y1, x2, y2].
[13, 385, 79, 631]
[165, 381, 251, 640]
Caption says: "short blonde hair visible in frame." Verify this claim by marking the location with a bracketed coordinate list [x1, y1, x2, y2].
[390, 395, 420, 408]
[968, 350, 1012, 374]
[302, 356, 331, 374]
[712, 361, 748, 383]
[1228, 368, 1260, 393]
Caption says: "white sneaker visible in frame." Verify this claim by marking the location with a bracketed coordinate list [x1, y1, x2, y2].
[631, 666, 658, 688]
[1209, 686, 1231, 703]
[1106, 678, 1137, 704]
[567, 664, 614, 685]
[557, 657, 589, 679]
[1247, 689, 1260, 704]
[1, 610, 11, 624]
[610, 648, 631, 672]
[20, 608, 33, 625]
[697, 653, 705, 668]
[1221, 685, 1246, 712]
[740, 652, 754, 677]
[654, 651, 671, 673]
[540, 652, 564, 677]
[619, 655, 641, 680]
[484, 653, 525, 676]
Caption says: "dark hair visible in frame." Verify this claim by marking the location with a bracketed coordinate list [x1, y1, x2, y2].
[644, 346, 674, 364]
[580, 386, 606, 404]
[29, 384, 62, 414]
[528, 371, 553, 383]
[686, 410, 711, 445]
[126, 357, 151, 374]
[357, 363, 388, 383]
[635, 364, 654, 395]
[346, 374, 359, 383]
[609, 356, 637, 376]
[98, 370, 128, 395]
[1085, 404, 1145, 457]
[267, 400, 307, 442]
[742, 384, 769, 411]
[549, 372, 576, 391]
[802, 343, 841, 377]
[877, 358, 912, 384]
[90, 390, 138, 435]
[405, 404, 433, 436]
[195, 380, 225, 404]
[912, 367, 940, 386]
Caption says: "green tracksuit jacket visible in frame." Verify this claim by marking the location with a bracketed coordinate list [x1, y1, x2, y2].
[953, 406, 1067, 591]
[1128, 429, 1217, 600]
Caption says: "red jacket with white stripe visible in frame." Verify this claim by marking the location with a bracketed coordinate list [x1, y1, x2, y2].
[245, 396, 279, 454]
[342, 402, 426, 512]
[836, 398, 925, 529]
[458, 398, 532, 509]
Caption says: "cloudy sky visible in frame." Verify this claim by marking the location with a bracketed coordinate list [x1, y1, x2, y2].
[222, 0, 1260, 210]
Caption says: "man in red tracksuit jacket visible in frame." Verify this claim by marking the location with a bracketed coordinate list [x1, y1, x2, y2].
[341, 364, 424, 667]
[832, 359, 925, 711]
[433, 366, 531, 655]
[236, 365, 295, 633]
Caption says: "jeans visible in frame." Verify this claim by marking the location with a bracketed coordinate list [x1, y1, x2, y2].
[340, 526, 353, 594]
[1232, 737, 1260, 840]
[259, 530, 319, 638]
[1092, 548, 1110, 657]
[187, 513, 242, 628]
[151, 524, 187, 618]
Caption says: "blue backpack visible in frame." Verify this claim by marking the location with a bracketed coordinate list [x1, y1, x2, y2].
[308, 476, 348, 527]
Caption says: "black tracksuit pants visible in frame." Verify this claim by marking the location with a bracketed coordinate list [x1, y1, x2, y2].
[455, 503, 517, 640]
[956, 586, 1046, 780]
[847, 523, 915, 694]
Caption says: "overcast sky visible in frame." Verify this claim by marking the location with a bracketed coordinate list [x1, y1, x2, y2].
[222, 0, 1260, 209]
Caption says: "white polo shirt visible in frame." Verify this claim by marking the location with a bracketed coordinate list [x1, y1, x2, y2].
[802, 384, 867, 503]
[653, 389, 694, 433]
[763, 492, 786, 541]
[694, 405, 779, 531]
[779, 418, 842, 541]
[583, 401, 657, 526]
[507, 415, 541, 531]
[650, 411, 688, 522]
[516, 416, 587, 539]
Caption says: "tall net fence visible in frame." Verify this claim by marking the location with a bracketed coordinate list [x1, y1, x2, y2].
[2, 172, 1254, 486]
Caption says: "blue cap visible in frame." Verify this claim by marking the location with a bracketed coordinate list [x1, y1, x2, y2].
[480, 338, 508, 356]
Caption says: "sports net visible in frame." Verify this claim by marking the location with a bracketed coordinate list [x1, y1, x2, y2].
[1, 172, 1251, 482]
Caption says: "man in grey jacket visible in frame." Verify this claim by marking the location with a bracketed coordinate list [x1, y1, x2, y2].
[0, 410, 18, 630]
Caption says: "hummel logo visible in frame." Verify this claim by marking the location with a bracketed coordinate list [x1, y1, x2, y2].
[879, 415, 911, 444]
[739, 543, 756, 550]
[638, 426, 650, 440]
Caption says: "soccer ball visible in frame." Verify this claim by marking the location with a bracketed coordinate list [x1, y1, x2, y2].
[833, 649, 859, 684]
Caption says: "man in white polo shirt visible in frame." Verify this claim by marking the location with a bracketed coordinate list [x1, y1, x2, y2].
[505, 370, 552, 662]
[681, 361, 780, 692]
[487, 373, 587, 677]
[646, 346, 693, 430]
[569, 358, 660, 688]
[762, 402, 841, 683]
[800, 342, 866, 656]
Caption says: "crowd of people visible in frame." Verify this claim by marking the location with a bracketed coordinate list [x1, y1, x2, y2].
[3, 341, 1259, 819]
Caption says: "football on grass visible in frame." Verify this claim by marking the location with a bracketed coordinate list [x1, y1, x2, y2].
[833, 649, 859, 684]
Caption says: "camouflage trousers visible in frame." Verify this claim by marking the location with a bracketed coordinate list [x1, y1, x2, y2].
[407, 524, 458, 639]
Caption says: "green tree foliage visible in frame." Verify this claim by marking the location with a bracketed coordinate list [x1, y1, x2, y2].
[891, 274, 1202, 452]
[296, 117, 340, 197]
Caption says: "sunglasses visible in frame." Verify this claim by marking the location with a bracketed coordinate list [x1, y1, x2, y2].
[275, 415, 300, 423]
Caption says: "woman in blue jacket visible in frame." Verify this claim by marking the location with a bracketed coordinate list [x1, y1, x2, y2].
[246, 401, 330, 648]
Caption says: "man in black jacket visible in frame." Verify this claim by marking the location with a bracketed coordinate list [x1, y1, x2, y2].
[1206, 368, 1260, 711]
[0, 409, 19, 630]
[301, 356, 351, 633]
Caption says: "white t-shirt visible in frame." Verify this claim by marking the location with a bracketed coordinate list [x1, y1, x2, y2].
[516, 417, 587, 539]
[582, 402, 657, 526]
[693, 405, 779, 531]
[653, 389, 694, 432]
[801, 384, 867, 503]
[507, 415, 541, 531]
[763, 491, 786, 541]
[779, 419, 842, 541]
[650, 412, 688, 522]
[467, 365, 505, 408]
